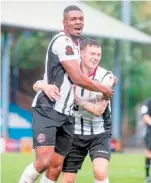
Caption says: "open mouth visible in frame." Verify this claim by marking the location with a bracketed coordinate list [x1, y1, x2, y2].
[74, 26, 82, 32]
[92, 62, 97, 65]
[91, 60, 98, 65]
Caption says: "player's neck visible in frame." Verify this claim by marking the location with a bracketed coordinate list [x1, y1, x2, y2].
[63, 30, 78, 45]
[80, 62, 94, 77]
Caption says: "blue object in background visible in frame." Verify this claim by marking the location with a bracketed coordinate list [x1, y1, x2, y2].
[1, 103, 32, 140]
[8, 103, 32, 140]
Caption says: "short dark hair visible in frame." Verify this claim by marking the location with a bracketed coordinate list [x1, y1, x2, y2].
[63, 5, 82, 19]
[80, 38, 101, 50]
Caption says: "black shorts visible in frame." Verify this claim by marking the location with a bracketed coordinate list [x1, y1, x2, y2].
[144, 133, 151, 151]
[32, 106, 74, 157]
[62, 133, 111, 173]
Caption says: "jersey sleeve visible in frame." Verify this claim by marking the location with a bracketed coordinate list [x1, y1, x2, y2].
[140, 105, 149, 116]
[140, 100, 151, 117]
[101, 72, 114, 87]
[52, 36, 77, 62]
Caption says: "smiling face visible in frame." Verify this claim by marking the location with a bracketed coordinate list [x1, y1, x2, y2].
[63, 10, 84, 38]
[80, 45, 102, 70]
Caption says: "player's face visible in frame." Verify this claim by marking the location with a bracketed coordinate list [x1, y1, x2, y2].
[63, 10, 84, 38]
[81, 46, 102, 69]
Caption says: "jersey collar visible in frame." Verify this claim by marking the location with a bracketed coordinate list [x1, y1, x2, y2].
[61, 30, 79, 46]
[88, 66, 98, 77]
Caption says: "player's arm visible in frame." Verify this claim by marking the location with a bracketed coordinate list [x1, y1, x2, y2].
[143, 114, 151, 126]
[33, 80, 46, 92]
[74, 72, 115, 116]
[33, 80, 60, 101]
[141, 104, 151, 126]
[53, 37, 115, 100]
[75, 95, 109, 117]
[61, 61, 114, 100]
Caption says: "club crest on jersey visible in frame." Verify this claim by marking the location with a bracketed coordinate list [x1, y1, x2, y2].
[65, 45, 74, 55]
[37, 133, 45, 143]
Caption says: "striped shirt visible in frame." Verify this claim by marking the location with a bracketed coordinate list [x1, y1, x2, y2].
[74, 67, 113, 135]
[140, 98, 151, 134]
[32, 32, 80, 116]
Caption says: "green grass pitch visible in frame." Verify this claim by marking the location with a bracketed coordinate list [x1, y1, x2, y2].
[1, 153, 147, 183]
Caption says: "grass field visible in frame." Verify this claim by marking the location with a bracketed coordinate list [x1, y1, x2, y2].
[1, 152, 147, 183]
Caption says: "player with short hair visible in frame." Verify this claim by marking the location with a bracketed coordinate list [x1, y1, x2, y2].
[18, 5, 114, 183]
[35, 38, 116, 183]
[140, 98, 151, 183]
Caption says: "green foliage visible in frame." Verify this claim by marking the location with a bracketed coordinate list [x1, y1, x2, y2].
[10, 31, 51, 69]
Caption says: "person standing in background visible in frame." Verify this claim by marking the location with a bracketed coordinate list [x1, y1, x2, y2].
[140, 98, 151, 183]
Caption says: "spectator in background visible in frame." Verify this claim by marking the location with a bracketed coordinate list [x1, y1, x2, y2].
[140, 98, 151, 183]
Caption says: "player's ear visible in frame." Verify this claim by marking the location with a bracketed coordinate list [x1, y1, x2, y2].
[62, 19, 66, 27]
[80, 50, 83, 58]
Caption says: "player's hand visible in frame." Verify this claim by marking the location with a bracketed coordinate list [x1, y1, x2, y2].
[108, 71, 118, 87]
[102, 85, 114, 100]
[113, 75, 118, 86]
[43, 84, 60, 101]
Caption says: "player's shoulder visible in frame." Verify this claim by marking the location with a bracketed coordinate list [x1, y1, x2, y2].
[52, 32, 72, 45]
[140, 98, 151, 114]
[96, 66, 114, 84]
[97, 66, 107, 75]
[96, 66, 108, 79]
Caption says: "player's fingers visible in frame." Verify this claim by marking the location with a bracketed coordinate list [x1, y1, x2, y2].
[53, 90, 61, 97]
[111, 89, 114, 96]
[53, 91, 61, 99]
[47, 85, 58, 92]
[114, 78, 118, 84]
[45, 92, 54, 101]
[49, 96, 54, 102]
[49, 91, 60, 100]
[53, 85, 60, 92]
[51, 86, 61, 97]
[52, 85, 60, 93]
[108, 89, 114, 98]
[49, 93, 57, 100]
[108, 91, 114, 100]
[48, 88, 60, 97]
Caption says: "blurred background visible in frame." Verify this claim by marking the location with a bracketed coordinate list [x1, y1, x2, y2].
[1, 1, 151, 182]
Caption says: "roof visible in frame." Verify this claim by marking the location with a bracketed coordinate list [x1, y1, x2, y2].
[1, 1, 151, 44]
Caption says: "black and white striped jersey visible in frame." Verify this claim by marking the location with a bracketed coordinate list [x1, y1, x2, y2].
[140, 98, 151, 134]
[74, 67, 114, 135]
[32, 32, 80, 116]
